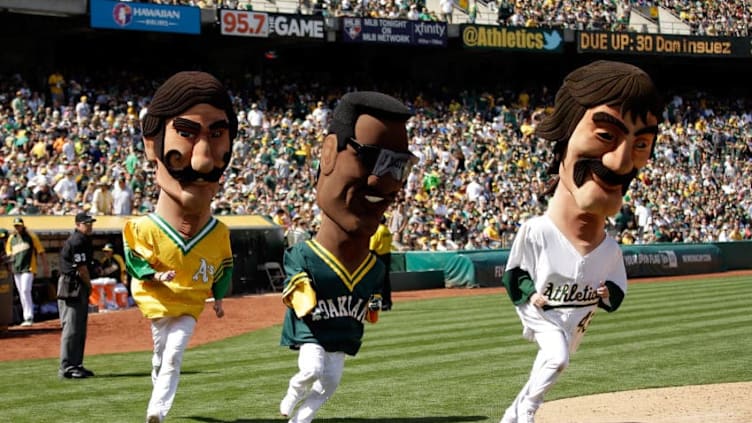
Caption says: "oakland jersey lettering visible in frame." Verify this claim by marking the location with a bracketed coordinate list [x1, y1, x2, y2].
[311, 296, 368, 322]
[280, 240, 384, 356]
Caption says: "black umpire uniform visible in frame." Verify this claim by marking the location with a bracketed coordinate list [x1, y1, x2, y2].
[57, 212, 97, 379]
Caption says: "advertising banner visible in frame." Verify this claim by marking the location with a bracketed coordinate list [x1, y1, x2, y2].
[342, 18, 447, 47]
[577, 31, 752, 58]
[90, 0, 201, 34]
[220, 10, 326, 39]
[621, 244, 723, 278]
[460, 25, 564, 53]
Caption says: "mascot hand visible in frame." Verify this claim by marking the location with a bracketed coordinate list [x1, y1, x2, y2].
[154, 270, 176, 282]
[368, 295, 382, 311]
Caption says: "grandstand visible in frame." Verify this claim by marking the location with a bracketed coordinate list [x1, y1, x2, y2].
[0, 0, 750, 252]
[0, 0, 749, 328]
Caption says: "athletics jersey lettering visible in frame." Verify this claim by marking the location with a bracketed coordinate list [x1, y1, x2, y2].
[542, 282, 600, 306]
[313, 296, 367, 322]
[192, 258, 215, 283]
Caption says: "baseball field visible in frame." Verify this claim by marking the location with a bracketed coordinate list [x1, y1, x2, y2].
[0, 272, 750, 422]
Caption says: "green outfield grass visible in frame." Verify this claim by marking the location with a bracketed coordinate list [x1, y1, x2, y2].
[1, 275, 750, 422]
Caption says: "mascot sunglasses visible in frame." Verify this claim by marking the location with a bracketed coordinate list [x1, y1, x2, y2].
[347, 137, 418, 182]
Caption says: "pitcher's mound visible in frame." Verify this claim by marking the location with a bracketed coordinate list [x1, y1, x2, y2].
[536, 381, 752, 423]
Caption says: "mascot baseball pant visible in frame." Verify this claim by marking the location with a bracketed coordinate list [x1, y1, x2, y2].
[284, 343, 345, 423]
[147, 315, 196, 422]
[503, 330, 570, 420]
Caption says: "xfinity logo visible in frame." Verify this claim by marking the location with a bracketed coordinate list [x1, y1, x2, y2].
[413, 22, 445, 37]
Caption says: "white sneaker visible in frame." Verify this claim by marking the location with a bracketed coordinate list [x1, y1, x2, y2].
[279, 392, 299, 417]
[20, 320, 33, 327]
[499, 412, 516, 423]
[518, 409, 535, 423]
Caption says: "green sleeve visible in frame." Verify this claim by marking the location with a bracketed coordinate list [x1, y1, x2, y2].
[282, 244, 308, 289]
[124, 245, 157, 280]
[502, 266, 536, 305]
[598, 280, 625, 312]
[212, 258, 233, 300]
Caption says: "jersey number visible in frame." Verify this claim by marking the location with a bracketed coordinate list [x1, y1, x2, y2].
[577, 311, 594, 334]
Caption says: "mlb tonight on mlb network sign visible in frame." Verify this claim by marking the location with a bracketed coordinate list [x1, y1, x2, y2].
[343, 18, 447, 47]
[90, 0, 201, 34]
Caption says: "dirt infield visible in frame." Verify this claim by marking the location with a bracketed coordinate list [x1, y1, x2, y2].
[536, 381, 752, 423]
[2, 270, 751, 421]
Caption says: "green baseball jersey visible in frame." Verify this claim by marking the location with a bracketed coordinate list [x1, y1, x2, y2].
[6, 231, 44, 274]
[280, 240, 384, 356]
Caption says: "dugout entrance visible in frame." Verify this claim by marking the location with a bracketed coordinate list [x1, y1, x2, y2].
[0, 215, 284, 324]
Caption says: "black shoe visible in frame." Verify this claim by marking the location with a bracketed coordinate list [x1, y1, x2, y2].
[77, 366, 95, 377]
[61, 368, 88, 379]
[381, 304, 392, 311]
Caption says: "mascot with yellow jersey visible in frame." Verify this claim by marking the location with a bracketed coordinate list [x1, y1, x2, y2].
[123, 71, 236, 423]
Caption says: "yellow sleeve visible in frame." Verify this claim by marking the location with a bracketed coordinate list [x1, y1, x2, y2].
[369, 227, 382, 251]
[114, 254, 127, 284]
[30, 232, 45, 254]
[123, 220, 156, 265]
[281, 272, 317, 318]
[4, 237, 10, 256]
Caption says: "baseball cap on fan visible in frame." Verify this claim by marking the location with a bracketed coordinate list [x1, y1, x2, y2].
[75, 212, 96, 224]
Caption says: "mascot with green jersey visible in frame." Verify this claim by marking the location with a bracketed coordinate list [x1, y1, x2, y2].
[279, 92, 416, 423]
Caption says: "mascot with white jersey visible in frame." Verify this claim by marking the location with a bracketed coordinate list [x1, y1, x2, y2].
[499, 60, 662, 423]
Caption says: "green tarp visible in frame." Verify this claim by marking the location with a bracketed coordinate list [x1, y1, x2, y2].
[394, 241, 745, 288]
[404, 250, 509, 288]
[445, 251, 510, 288]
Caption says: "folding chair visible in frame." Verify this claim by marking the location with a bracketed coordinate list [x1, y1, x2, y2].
[258, 262, 286, 292]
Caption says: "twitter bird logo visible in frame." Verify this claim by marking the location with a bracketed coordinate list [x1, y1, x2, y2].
[543, 31, 562, 50]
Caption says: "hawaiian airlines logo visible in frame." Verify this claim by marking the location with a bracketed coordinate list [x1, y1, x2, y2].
[113, 3, 133, 27]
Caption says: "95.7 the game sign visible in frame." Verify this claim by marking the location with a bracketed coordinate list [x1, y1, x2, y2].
[220, 10, 325, 39]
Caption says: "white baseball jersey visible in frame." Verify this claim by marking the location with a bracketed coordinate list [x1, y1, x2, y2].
[505, 215, 627, 353]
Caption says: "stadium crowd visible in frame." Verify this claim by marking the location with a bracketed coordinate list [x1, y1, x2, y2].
[494, 0, 751, 35]
[1, 69, 751, 252]
[658, 0, 751, 36]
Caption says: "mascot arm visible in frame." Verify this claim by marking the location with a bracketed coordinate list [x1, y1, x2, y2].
[282, 272, 317, 318]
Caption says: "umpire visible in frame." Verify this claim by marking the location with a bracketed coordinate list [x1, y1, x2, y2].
[57, 212, 97, 379]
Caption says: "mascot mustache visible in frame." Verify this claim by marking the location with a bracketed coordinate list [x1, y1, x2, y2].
[573, 158, 637, 195]
[163, 149, 231, 183]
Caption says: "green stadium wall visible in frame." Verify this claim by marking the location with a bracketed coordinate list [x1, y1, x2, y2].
[391, 241, 752, 291]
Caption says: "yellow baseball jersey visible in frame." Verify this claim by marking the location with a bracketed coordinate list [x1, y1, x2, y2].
[369, 224, 393, 255]
[123, 213, 233, 320]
